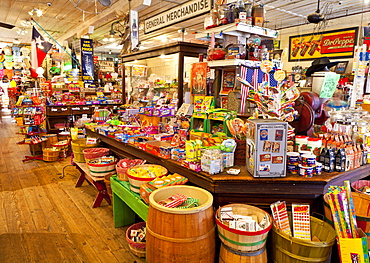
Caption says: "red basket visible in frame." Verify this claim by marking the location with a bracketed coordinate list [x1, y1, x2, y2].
[82, 148, 110, 160]
[126, 222, 146, 258]
[351, 180, 370, 193]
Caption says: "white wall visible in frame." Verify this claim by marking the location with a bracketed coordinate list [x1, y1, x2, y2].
[279, 13, 370, 73]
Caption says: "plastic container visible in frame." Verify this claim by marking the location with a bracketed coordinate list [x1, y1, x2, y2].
[295, 136, 309, 152]
[307, 138, 322, 158]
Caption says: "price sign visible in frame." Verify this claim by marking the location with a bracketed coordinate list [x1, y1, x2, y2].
[319, 72, 340, 98]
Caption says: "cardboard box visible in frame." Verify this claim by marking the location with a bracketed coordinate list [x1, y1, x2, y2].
[338, 229, 370, 263]
[145, 141, 173, 159]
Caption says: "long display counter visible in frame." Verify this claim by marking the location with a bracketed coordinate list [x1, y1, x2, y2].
[86, 129, 370, 212]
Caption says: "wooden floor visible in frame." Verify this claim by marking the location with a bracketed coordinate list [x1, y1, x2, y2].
[0, 110, 145, 263]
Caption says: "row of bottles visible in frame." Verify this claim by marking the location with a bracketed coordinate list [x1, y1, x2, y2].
[205, 1, 265, 30]
[320, 144, 368, 173]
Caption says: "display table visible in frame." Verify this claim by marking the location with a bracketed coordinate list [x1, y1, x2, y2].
[87, 129, 370, 212]
[74, 162, 111, 208]
[110, 176, 148, 227]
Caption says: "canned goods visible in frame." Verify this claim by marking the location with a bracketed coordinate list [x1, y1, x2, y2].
[287, 164, 298, 174]
[287, 152, 300, 165]
[314, 162, 322, 175]
[302, 154, 316, 167]
[298, 165, 314, 178]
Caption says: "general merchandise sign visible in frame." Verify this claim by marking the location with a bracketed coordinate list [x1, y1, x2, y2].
[144, 0, 211, 33]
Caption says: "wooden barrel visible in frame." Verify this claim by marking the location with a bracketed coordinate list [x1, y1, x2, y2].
[216, 204, 272, 252]
[146, 185, 216, 263]
[219, 243, 267, 263]
[352, 192, 370, 249]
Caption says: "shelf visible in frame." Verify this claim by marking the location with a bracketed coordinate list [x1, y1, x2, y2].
[195, 22, 278, 41]
[207, 59, 261, 67]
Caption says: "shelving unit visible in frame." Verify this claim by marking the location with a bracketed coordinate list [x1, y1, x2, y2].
[195, 22, 278, 41]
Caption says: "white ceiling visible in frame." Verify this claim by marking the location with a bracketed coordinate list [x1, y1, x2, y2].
[0, 0, 370, 54]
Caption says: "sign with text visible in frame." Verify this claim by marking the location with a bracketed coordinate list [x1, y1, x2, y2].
[99, 60, 115, 72]
[319, 72, 340, 98]
[144, 0, 211, 33]
[289, 27, 358, 61]
[80, 38, 94, 83]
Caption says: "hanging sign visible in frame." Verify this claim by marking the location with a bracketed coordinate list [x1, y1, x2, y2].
[130, 10, 139, 51]
[144, 0, 211, 33]
[289, 27, 358, 61]
[80, 38, 94, 83]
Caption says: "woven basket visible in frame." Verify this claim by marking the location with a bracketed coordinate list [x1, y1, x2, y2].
[271, 213, 336, 263]
[215, 204, 272, 252]
[126, 164, 168, 193]
[116, 165, 129, 181]
[87, 158, 117, 177]
[126, 222, 146, 258]
[83, 148, 110, 162]
[71, 138, 99, 163]
[351, 180, 370, 193]
[43, 148, 60, 162]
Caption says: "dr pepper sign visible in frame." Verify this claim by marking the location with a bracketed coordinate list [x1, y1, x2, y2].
[289, 27, 358, 61]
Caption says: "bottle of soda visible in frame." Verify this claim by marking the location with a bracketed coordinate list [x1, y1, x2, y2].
[300, 36, 313, 57]
[291, 38, 303, 57]
[308, 36, 323, 56]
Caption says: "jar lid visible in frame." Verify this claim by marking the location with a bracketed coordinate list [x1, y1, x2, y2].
[296, 135, 309, 139]
[307, 138, 321, 141]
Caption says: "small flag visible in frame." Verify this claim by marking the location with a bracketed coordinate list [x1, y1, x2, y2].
[31, 26, 53, 77]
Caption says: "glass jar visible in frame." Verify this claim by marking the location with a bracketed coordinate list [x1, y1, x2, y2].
[219, 4, 231, 25]
[244, 3, 252, 25]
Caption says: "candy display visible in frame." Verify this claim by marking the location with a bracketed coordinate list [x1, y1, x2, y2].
[270, 201, 291, 236]
[87, 156, 117, 177]
[116, 159, 146, 181]
[157, 193, 199, 209]
[327, 182, 359, 239]
[126, 164, 168, 193]
[292, 204, 311, 240]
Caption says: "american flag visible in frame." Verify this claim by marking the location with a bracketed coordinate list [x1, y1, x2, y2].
[269, 71, 278, 87]
[240, 65, 249, 115]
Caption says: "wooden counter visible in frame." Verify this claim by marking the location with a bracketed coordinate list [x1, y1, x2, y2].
[87, 129, 370, 212]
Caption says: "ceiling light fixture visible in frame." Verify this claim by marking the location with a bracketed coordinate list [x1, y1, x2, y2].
[109, 50, 112, 54]
[13, 38, 20, 45]
[28, 8, 43, 17]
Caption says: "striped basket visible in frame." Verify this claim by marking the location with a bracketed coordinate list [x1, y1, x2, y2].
[87, 159, 117, 177]
[215, 204, 272, 252]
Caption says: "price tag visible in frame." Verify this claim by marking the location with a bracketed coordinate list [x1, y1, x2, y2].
[319, 72, 340, 98]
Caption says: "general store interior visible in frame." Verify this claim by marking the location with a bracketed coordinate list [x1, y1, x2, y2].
[2, 0, 370, 262]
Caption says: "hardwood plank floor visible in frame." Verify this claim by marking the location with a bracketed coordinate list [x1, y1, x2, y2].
[0, 110, 145, 263]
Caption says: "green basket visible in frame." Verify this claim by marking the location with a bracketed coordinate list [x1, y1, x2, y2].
[71, 138, 99, 163]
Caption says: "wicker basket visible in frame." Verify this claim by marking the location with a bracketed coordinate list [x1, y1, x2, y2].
[87, 158, 117, 177]
[351, 180, 370, 193]
[43, 148, 60, 162]
[271, 213, 336, 263]
[126, 164, 168, 193]
[215, 204, 272, 252]
[126, 222, 146, 258]
[71, 138, 99, 163]
[83, 148, 110, 163]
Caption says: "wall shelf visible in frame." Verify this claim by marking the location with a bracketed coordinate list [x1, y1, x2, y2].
[195, 22, 278, 41]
